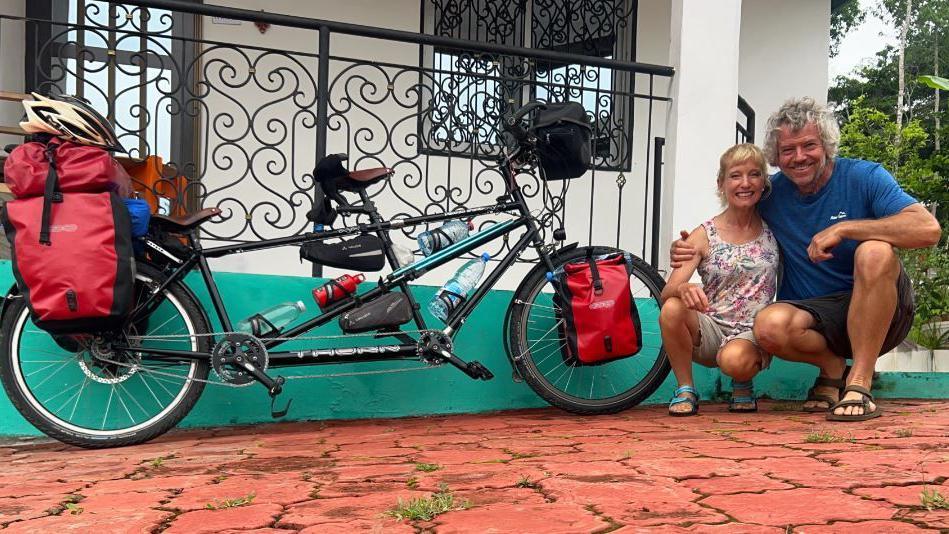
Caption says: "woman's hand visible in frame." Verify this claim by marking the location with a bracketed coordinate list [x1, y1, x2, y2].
[677, 283, 709, 311]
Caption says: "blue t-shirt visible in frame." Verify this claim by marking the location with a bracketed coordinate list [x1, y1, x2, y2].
[758, 157, 917, 300]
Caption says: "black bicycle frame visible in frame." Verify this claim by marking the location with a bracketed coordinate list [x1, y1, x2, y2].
[113, 160, 557, 369]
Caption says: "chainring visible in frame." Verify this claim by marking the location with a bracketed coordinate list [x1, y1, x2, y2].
[211, 333, 269, 386]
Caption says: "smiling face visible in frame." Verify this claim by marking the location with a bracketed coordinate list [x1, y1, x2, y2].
[719, 160, 766, 209]
[776, 122, 829, 192]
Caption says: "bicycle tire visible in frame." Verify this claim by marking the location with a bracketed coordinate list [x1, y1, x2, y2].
[0, 263, 210, 448]
[507, 245, 669, 414]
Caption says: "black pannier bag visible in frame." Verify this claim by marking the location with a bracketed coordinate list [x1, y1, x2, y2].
[339, 292, 413, 333]
[300, 234, 386, 272]
[531, 102, 593, 180]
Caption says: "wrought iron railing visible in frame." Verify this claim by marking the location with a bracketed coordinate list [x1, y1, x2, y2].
[1, 0, 674, 267]
[736, 95, 755, 144]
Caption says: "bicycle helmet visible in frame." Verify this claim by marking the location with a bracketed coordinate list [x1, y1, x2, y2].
[20, 92, 125, 152]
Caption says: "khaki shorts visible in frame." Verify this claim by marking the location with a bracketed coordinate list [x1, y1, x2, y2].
[692, 313, 771, 369]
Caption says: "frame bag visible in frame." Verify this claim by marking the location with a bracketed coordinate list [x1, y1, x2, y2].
[552, 252, 642, 365]
[1, 139, 134, 334]
[531, 102, 593, 180]
[300, 234, 386, 272]
[339, 292, 413, 333]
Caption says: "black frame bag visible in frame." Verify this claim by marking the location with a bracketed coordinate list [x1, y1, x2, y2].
[339, 292, 413, 333]
[531, 102, 593, 180]
[300, 234, 386, 272]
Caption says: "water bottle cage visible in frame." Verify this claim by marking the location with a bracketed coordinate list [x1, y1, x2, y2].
[438, 290, 467, 314]
[431, 227, 452, 252]
[249, 313, 280, 338]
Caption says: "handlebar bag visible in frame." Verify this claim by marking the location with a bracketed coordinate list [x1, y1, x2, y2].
[300, 234, 386, 272]
[531, 102, 593, 180]
[551, 252, 642, 365]
[339, 292, 412, 333]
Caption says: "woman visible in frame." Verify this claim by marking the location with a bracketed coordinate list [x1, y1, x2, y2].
[660, 144, 779, 416]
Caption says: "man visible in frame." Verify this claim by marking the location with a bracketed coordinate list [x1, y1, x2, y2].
[671, 97, 941, 421]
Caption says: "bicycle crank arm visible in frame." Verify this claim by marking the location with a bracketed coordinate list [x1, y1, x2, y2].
[435, 348, 494, 381]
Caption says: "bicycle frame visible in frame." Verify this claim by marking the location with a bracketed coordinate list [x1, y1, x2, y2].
[112, 159, 558, 376]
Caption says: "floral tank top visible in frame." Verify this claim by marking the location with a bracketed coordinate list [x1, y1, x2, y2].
[697, 218, 780, 341]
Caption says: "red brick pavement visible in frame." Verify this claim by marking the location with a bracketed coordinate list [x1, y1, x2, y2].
[0, 399, 947, 532]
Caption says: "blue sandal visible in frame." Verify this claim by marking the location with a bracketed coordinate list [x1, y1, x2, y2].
[669, 385, 699, 417]
[729, 380, 758, 413]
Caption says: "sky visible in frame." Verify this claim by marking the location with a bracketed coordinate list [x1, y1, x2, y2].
[828, 0, 899, 80]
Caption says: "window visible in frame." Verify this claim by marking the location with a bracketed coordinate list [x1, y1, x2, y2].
[421, 0, 637, 170]
[26, 1, 200, 170]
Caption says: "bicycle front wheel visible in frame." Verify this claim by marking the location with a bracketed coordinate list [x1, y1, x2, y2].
[507, 246, 669, 414]
[0, 264, 210, 448]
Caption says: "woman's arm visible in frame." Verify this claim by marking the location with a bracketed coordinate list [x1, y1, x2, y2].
[660, 226, 709, 306]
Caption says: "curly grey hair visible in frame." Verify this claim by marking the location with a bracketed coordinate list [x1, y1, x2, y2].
[762, 97, 840, 166]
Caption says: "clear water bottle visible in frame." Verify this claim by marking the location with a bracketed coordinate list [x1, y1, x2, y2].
[391, 243, 416, 268]
[428, 253, 491, 322]
[237, 301, 306, 337]
[417, 220, 474, 256]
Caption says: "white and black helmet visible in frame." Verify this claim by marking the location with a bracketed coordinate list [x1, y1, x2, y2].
[20, 92, 125, 152]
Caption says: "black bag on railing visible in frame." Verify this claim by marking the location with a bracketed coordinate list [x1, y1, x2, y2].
[339, 292, 413, 333]
[300, 234, 386, 272]
[531, 102, 593, 180]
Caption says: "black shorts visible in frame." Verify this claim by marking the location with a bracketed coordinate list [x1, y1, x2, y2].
[778, 266, 915, 359]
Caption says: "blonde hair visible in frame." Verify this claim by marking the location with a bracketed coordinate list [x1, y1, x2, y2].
[716, 143, 770, 205]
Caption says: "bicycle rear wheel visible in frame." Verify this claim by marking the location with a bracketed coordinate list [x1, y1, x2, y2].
[0, 263, 210, 448]
[507, 246, 669, 414]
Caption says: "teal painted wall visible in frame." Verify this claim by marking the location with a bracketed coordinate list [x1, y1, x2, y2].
[0, 262, 946, 436]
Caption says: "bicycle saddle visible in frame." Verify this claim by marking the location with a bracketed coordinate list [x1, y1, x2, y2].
[314, 153, 394, 192]
[151, 207, 222, 232]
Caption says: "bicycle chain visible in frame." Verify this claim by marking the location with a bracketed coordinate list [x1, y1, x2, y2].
[104, 328, 446, 388]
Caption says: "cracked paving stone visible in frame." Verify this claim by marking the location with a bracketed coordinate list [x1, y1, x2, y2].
[163, 503, 283, 534]
[700, 487, 896, 526]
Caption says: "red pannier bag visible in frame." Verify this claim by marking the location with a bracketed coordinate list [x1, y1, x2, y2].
[552, 252, 642, 365]
[1, 139, 134, 334]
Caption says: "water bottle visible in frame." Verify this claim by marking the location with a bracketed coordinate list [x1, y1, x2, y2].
[237, 301, 306, 337]
[312, 274, 365, 310]
[428, 253, 491, 322]
[417, 220, 474, 256]
[391, 243, 416, 268]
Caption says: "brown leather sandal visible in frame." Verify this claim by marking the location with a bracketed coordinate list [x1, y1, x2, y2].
[803, 369, 848, 413]
[826, 384, 882, 422]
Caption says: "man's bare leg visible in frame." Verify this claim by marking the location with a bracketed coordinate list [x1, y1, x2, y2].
[754, 304, 847, 409]
[834, 241, 900, 418]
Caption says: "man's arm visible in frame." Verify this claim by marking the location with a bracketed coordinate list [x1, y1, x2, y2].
[808, 204, 942, 262]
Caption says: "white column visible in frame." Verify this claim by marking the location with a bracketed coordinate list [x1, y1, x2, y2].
[661, 0, 742, 271]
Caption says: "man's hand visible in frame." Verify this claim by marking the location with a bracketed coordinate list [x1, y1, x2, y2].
[670, 230, 697, 268]
[677, 283, 709, 311]
[808, 224, 844, 263]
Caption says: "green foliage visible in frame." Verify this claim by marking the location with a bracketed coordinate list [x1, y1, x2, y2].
[385, 484, 470, 521]
[920, 75, 949, 90]
[804, 430, 854, 443]
[831, 0, 866, 57]
[414, 462, 441, 472]
[902, 244, 949, 333]
[921, 487, 949, 510]
[838, 96, 929, 170]
[205, 492, 256, 510]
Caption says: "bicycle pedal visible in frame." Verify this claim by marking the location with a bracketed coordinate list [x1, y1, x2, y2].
[467, 361, 494, 381]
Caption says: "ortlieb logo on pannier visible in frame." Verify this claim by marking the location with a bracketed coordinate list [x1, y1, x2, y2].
[551, 251, 643, 365]
[1, 138, 134, 334]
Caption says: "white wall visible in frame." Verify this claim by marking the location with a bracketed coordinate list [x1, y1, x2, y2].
[0, 0, 25, 149]
[739, 0, 831, 150]
[662, 0, 743, 268]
